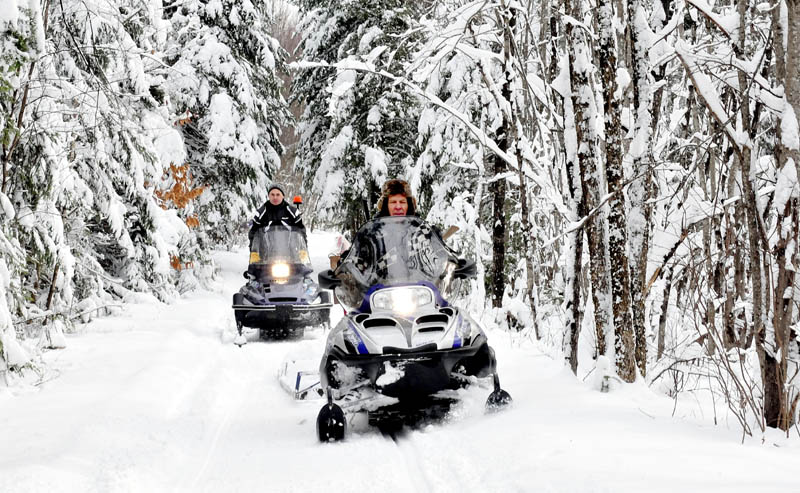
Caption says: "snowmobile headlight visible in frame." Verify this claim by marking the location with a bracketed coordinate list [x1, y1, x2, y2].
[271, 262, 290, 279]
[371, 287, 434, 316]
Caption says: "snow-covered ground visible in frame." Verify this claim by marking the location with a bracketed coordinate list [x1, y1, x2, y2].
[2, 231, 798, 492]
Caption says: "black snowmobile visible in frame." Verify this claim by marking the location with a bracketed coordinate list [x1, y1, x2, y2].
[315, 216, 511, 441]
[232, 225, 331, 345]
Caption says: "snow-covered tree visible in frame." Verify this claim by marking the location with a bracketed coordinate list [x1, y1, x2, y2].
[1, 0, 201, 379]
[294, 0, 423, 233]
[165, 0, 290, 243]
[0, 0, 40, 376]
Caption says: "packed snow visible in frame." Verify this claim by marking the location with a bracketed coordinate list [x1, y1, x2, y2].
[1, 231, 798, 492]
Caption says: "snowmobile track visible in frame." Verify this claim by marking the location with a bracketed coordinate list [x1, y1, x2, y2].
[385, 431, 434, 493]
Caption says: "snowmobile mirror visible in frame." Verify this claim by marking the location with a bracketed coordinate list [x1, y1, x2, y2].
[453, 258, 477, 279]
[318, 269, 341, 290]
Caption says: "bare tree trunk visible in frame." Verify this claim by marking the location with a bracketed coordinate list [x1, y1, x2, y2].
[700, 151, 718, 356]
[725, 0, 770, 429]
[489, 5, 513, 309]
[562, 92, 584, 373]
[566, 0, 612, 360]
[657, 266, 672, 360]
[626, 0, 654, 377]
[598, 0, 636, 382]
[766, 0, 800, 430]
[518, 163, 540, 338]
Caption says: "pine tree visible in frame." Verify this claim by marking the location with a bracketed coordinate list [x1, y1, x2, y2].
[294, 0, 423, 232]
[165, 0, 290, 243]
[0, 0, 40, 375]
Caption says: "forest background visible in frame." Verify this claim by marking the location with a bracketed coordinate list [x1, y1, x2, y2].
[1, 0, 799, 437]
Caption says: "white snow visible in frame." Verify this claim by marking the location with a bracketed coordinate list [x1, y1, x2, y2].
[0, 0, 18, 25]
[364, 146, 388, 179]
[781, 101, 800, 151]
[686, 0, 739, 41]
[1, 232, 799, 491]
[0, 192, 15, 221]
[774, 158, 799, 213]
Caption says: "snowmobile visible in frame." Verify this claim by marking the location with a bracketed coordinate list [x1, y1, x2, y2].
[232, 225, 331, 345]
[314, 216, 512, 441]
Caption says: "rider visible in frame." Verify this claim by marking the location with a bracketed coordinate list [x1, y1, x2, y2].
[249, 183, 306, 246]
[331, 178, 470, 308]
[334, 179, 418, 267]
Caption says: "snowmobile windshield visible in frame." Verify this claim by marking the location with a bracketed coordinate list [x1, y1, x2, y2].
[335, 216, 458, 307]
[249, 226, 311, 271]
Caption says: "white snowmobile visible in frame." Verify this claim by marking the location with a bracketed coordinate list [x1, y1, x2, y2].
[314, 216, 511, 441]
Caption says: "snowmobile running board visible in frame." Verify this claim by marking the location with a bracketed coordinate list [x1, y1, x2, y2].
[231, 303, 332, 312]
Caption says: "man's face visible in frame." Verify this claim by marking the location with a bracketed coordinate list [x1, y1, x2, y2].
[388, 194, 408, 216]
[269, 189, 284, 206]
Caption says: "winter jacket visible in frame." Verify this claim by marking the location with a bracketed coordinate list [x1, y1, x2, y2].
[248, 200, 306, 242]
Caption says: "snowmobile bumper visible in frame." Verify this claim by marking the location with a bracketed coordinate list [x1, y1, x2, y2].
[325, 338, 494, 399]
[232, 302, 332, 328]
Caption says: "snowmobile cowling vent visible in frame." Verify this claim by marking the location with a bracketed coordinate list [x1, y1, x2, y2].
[269, 297, 298, 302]
[417, 326, 445, 333]
[416, 314, 449, 325]
[363, 318, 399, 329]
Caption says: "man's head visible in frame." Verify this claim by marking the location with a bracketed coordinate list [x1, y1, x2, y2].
[377, 179, 416, 217]
[387, 194, 408, 216]
[268, 183, 285, 206]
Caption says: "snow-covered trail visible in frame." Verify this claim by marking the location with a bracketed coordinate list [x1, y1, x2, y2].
[2, 231, 799, 492]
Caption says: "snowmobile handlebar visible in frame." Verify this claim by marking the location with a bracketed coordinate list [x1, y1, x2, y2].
[318, 269, 342, 290]
[453, 258, 477, 280]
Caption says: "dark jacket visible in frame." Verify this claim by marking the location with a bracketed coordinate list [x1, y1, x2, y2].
[249, 200, 306, 242]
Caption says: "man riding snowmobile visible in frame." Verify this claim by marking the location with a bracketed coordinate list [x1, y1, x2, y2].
[232, 184, 330, 345]
[314, 179, 512, 441]
[249, 183, 306, 245]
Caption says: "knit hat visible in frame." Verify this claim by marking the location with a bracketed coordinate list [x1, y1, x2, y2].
[268, 183, 285, 195]
[376, 179, 417, 216]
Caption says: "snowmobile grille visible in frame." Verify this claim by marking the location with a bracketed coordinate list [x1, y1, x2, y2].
[269, 297, 298, 302]
[362, 317, 399, 329]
